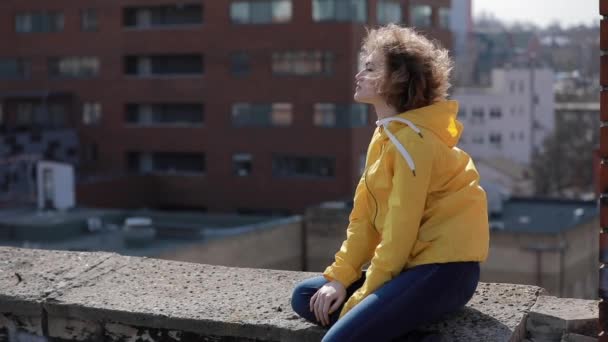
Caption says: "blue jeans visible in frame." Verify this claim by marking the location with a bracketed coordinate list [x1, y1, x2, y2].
[291, 262, 480, 342]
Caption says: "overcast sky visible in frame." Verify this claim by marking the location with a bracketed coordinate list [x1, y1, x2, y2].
[472, 0, 599, 28]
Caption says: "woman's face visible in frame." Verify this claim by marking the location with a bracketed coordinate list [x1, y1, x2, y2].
[354, 50, 384, 105]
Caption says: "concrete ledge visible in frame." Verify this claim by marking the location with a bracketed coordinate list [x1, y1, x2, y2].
[0, 247, 593, 341]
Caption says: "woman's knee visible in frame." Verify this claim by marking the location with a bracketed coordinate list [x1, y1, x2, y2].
[291, 276, 327, 316]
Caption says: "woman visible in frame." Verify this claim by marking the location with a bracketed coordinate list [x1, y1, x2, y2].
[290, 24, 489, 341]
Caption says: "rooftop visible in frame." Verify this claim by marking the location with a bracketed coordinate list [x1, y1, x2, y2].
[490, 197, 598, 234]
[0, 207, 296, 257]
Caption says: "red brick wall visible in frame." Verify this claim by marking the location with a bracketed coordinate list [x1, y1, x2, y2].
[0, 0, 452, 213]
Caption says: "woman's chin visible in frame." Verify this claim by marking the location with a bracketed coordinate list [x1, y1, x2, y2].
[354, 93, 370, 104]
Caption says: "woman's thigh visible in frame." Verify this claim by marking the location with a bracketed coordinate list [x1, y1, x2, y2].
[322, 262, 480, 342]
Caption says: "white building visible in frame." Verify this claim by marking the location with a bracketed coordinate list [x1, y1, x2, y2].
[453, 68, 555, 165]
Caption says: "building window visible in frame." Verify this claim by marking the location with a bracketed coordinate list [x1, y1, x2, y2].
[519, 80, 525, 93]
[83, 102, 102, 125]
[124, 55, 203, 76]
[458, 107, 466, 119]
[312, 0, 367, 23]
[15, 12, 64, 33]
[127, 152, 206, 175]
[510, 132, 516, 141]
[271, 103, 293, 126]
[124, 4, 203, 28]
[377, 0, 401, 24]
[509, 81, 516, 93]
[0, 58, 30, 80]
[272, 51, 333, 76]
[231, 1, 292, 24]
[233, 153, 253, 176]
[272, 155, 335, 178]
[489, 133, 502, 146]
[410, 5, 431, 27]
[438, 7, 450, 29]
[489, 107, 502, 119]
[313, 103, 368, 127]
[472, 134, 484, 144]
[125, 104, 204, 126]
[471, 107, 484, 123]
[232, 103, 292, 127]
[519, 132, 524, 141]
[231, 52, 251, 76]
[15, 102, 66, 128]
[48, 57, 99, 78]
[81, 9, 99, 31]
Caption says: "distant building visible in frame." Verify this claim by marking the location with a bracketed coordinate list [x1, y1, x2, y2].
[476, 157, 534, 196]
[453, 68, 555, 165]
[449, 0, 472, 86]
[552, 102, 600, 197]
[0, 0, 452, 214]
[0, 207, 303, 270]
[483, 196, 598, 300]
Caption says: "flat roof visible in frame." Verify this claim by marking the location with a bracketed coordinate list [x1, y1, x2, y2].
[491, 198, 597, 234]
[0, 207, 300, 257]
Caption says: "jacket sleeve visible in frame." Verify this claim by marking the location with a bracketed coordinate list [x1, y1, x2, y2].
[322, 175, 380, 288]
[338, 133, 433, 318]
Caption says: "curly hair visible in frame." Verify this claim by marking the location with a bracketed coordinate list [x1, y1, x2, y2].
[361, 24, 453, 113]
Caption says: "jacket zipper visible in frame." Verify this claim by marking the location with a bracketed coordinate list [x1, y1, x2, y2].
[364, 142, 384, 231]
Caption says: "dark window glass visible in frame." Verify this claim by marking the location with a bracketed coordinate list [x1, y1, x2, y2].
[312, 0, 367, 23]
[123, 4, 202, 27]
[272, 155, 335, 178]
[125, 104, 204, 125]
[124, 55, 203, 75]
[230, 0, 292, 24]
[81, 9, 99, 31]
[377, 0, 402, 24]
[232, 103, 292, 127]
[231, 52, 251, 76]
[489, 107, 502, 119]
[0, 58, 30, 79]
[314, 103, 368, 127]
[410, 5, 431, 27]
[49, 57, 99, 78]
[233, 153, 253, 176]
[272, 51, 333, 76]
[127, 151, 205, 174]
[16, 12, 64, 33]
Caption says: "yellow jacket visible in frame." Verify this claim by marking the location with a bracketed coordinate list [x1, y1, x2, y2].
[323, 100, 489, 319]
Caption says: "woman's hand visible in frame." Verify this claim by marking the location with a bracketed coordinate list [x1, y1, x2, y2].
[309, 280, 346, 326]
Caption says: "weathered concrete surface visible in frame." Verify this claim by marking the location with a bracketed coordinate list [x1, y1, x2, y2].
[526, 295, 599, 342]
[420, 282, 544, 341]
[0, 247, 546, 341]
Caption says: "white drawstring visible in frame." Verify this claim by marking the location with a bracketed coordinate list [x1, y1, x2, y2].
[375, 117, 424, 176]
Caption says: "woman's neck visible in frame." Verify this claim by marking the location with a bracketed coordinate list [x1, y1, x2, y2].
[374, 102, 399, 120]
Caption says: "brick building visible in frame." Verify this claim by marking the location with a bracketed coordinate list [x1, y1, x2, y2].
[0, 0, 451, 214]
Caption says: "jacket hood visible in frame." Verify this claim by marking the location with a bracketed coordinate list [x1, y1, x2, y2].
[375, 100, 463, 176]
[387, 100, 462, 148]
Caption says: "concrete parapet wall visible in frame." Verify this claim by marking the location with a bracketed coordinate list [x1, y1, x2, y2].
[0, 247, 598, 341]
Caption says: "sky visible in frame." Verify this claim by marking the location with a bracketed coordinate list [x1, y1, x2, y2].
[472, 0, 599, 28]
